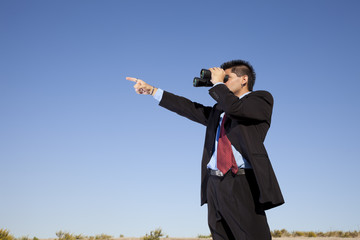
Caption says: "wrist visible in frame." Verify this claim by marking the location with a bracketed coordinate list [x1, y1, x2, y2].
[211, 79, 223, 85]
[151, 87, 157, 96]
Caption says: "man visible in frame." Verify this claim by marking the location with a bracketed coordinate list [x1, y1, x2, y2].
[126, 60, 284, 240]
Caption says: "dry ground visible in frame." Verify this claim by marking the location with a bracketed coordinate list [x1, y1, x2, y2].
[41, 237, 360, 240]
[112, 238, 360, 240]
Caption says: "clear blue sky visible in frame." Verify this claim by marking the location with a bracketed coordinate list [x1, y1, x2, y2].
[1, 0, 360, 238]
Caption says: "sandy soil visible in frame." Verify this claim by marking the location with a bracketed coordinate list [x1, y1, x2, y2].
[272, 238, 360, 240]
[113, 238, 360, 240]
[42, 237, 360, 240]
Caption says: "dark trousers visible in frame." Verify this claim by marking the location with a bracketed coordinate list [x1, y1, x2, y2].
[206, 170, 271, 240]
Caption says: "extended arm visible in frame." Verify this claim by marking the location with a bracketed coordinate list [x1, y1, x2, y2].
[126, 77, 212, 126]
[159, 91, 212, 126]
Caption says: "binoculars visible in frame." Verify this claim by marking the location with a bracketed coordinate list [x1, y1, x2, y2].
[193, 69, 229, 87]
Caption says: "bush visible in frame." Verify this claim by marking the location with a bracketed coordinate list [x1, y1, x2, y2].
[142, 228, 163, 240]
[0, 229, 14, 240]
[293, 231, 305, 236]
[95, 234, 112, 240]
[56, 231, 85, 240]
[340, 231, 359, 238]
[197, 234, 212, 238]
[271, 229, 360, 238]
[16, 237, 30, 240]
[271, 229, 290, 237]
[271, 230, 282, 238]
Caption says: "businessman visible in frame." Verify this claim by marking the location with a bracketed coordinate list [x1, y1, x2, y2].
[126, 60, 284, 240]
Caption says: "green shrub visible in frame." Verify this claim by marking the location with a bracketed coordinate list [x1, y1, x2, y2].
[280, 229, 291, 237]
[293, 231, 305, 236]
[197, 233, 212, 238]
[0, 229, 14, 240]
[340, 231, 359, 238]
[271, 230, 282, 237]
[142, 228, 163, 240]
[16, 236, 30, 240]
[94, 234, 112, 240]
[56, 231, 85, 240]
[307, 231, 317, 237]
[271, 229, 290, 237]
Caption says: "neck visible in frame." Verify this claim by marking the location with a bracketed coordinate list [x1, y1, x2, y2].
[234, 88, 250, 98]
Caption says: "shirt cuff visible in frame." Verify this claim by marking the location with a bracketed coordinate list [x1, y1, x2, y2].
[153, 88, 164, 102]
[212, 82, 225, 87]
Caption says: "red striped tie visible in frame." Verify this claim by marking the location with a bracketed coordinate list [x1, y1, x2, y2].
[217, 114, 238, 174]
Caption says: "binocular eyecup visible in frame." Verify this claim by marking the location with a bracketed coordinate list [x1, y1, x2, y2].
[193, 69, 229, 87]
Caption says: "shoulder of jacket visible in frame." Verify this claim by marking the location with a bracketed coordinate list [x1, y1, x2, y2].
[249, 90, 273, 103]
[250, 90, 272, 98]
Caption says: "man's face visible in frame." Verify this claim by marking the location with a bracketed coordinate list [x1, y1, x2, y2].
[224, 68, 245, 96]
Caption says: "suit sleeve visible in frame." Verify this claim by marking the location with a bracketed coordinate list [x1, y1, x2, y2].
[209, 84, 273, 122]
[159, 91, 213, 126]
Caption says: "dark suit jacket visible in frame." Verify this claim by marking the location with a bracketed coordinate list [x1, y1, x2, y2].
[159, 84, 284, 210]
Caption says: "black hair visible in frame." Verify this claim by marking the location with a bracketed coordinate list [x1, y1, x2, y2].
[220, 59, 256, 91]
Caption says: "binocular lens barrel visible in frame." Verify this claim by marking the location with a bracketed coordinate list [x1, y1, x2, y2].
[200, 69, 212, 80]
[193, 69, 229, 87]
[193, 77, 213, 87]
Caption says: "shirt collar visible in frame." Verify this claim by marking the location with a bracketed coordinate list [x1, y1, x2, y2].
[239, 91, 251, 99]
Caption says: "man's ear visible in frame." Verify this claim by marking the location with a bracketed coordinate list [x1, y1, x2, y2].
[241, 75, 248, 87]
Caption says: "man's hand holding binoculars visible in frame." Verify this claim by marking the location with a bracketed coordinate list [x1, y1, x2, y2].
[193, 67, 228, 87]
[209, 67, 226, 85]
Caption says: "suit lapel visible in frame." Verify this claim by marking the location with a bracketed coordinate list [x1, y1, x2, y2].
[203, 105, 222, 159]
[212, 105, 222, 134]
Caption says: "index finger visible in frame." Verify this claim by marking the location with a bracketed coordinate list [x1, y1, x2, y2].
[126, 77, 138, 82]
